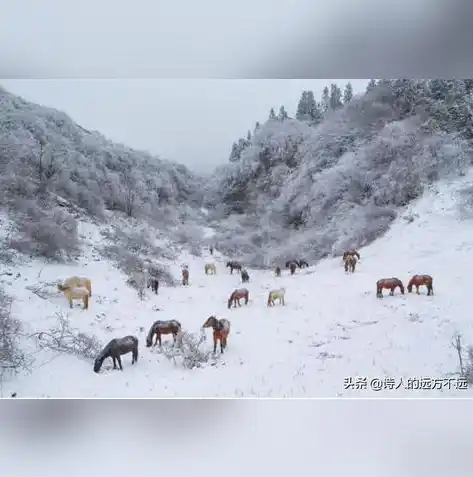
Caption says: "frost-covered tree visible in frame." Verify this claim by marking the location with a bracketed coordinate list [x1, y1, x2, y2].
[366, 79, 377, 92]
[229, 142, 240, 162]
[296, 91, 309, 121]
[343, 82, 353, 104]
[247, 130, 252, 141]
[269, 108, 277, 120]
[254, 121, 261, 133]
[330, 83, 343, 110]
[278, 105, 289, 121]
[321, 86, 330, 112]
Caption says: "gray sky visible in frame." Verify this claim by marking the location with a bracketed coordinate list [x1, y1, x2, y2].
[1, 79, 368, 172]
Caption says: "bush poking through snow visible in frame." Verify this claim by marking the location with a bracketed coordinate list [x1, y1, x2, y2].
[0, 288, 32, 383]
[452, 332, 473, 385]
[160, 329, 215, 369]
[32, 312, 102, 361]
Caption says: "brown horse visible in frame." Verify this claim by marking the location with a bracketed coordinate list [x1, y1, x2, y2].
[146, 319, 182, 347]
[182, 268, 189, 285]
[226, 261, 242, 274]
[228, 288, 249, 309]
[60, 276, 92, 296]
[147, 277, 159, 294]
[344, 255, 357, 273]
[202, 316, 231, 354]
[343, 250, 360, 261]
[275, 266, 281, 277]
[376, 278, 404, 298]
[407, 274, 434, 295]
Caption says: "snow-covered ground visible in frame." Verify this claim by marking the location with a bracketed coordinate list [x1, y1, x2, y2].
[1, 174, 473, 397]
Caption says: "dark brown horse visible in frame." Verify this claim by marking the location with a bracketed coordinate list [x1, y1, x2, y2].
[407, 274, 434, 295]
[241, 269, 249, 283]
[286, 260, 298, 268]
[93, 335, 138, 373]
[344, 255, 357, 273]
[147, 276, 159, 294]
[298, 260, 309, 268]
[209, 245, 214, 255]
[289, 262, 297, 275]
[202, 316, 231, 353]
[275, 266, 281, 277]
[343, 249, 360, 260]
[376, 278, 404, 298]
[146, 319, 182, 347]
[226, 261, 242, 274]
[228, 288, 249, 309]
[182, 268, 189, 286]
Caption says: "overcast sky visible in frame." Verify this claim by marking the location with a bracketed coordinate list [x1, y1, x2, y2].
[0, 79, 368, 172]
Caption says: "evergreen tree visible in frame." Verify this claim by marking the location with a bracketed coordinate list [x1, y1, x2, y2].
[229, 142, 240, 162]
[321, 86, 330, 112]
[366, 79, 377, 92]
[343, 82, 353, 103]
[278, 105, 289, 121]
[247, 130, 252, 141]
[254, 121, 261, 133]
[269, 108, 276, 120]
[330, 83, 343, 110]
[296, 91, 308, 121]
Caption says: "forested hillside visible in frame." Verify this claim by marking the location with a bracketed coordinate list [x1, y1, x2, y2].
[205, 80, 473, 267]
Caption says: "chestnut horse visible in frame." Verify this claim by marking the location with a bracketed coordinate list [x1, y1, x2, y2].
[275, 266, 281, 277]
[344, 255, 357, 273]
[182, 268, 189, 285]
[343, 250, 360, 261]
[376, 278, 404, 298]
[146, 319, 182, 347]
[93, 335, 138, 373]
[205, 263, 217, 275]
[228, 288, 249, 309]
[147, 276, 159, 294]
[241, 269, 249, 283]
[407, 274, 434, 295]
[57, 284, 90, 310]
[202, 316, 231, 354]
[226, 261, 242, 274]
[267, 287, 285, 306]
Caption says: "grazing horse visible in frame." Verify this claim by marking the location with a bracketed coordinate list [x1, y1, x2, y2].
[147, 276, 159, 294]
[57, 284, 90, 310]
[146, 319, 182, 347]
[267, 287, 285, 306]
[205, 263, 217, 275]
[226, 261, 242, 274]
[61, 276, 92, 296]
[286, 260, 299, 268]
[344, 255, 357, 273]
[343, 250, 360, 261]
[93, 335, 138, 373]
[376, 278, 404, 298]
[289, 262, 297, 275]
[202, 316, 231, 354]
[209, 246, 214, 255]
[275, 266, 281, 277]
[299, 260, 309, 268]
[407, 274, 434, 295]
[241, 269, 249, 283]
[182, 268, 189, 285]
[228, 288, 249, 309]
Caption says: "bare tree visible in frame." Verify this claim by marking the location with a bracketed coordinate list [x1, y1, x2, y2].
[37, 142, 60, 193]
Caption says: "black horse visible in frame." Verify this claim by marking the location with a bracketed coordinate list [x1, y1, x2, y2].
[94, 336, 138, 373]
[226, 261, 242, 274]
[241, 269, 249, 283]
[147, 277, 159, 294]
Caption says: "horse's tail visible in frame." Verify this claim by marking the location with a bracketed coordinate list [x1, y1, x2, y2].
[407, 278, 413, 292]
[84, 294, 89, 310]
[267, 292, 272, 306]
[228, 292, 234, 309]
[245, 291, 249, 304]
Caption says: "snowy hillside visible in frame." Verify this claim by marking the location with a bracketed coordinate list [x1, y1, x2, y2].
[1, 172, 473, 397]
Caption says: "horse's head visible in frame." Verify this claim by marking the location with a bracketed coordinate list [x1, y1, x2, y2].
[203, 316, 217, 328]
[93, 357, 103, 373]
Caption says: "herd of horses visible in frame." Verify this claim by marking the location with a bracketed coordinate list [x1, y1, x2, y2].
[54, 247, 434, 374]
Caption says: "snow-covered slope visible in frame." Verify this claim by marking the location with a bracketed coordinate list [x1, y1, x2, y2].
[1, 173, 473, 397]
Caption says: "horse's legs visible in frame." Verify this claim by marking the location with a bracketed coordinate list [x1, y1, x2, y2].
[416, 285, 420, 295]
[212, 334, 217, 353]
[69, 297, 73, 309]
[282, 296, 285, 306]
[112, 356, 117, 369]
[237, 298, 241, 307]
[429, 284, 433, 295]
[116, 355, 123, 371]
